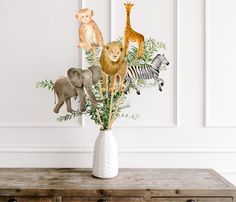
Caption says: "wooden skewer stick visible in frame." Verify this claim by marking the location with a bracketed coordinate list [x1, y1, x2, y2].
[96, 108, 103, 129]
[98, 80, 104, 99]
[108, 88, 115, 129]
[110, 90, 125, 127]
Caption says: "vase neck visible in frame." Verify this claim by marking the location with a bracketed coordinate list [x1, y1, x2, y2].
[100, 130, 113, 135]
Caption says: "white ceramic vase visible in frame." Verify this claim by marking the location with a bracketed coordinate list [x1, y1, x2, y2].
[92, 130, 118, 178]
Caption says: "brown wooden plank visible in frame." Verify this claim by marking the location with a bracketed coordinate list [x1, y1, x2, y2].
[0, 197, 56, 202]
[210, 169, 236, 188]
[0, 168, 234, 198]
[151, 197, 232, 202]
[63, 197, 143, 202]
[0, 168, 234, 190]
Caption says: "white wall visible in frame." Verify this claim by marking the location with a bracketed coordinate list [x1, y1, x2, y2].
[1, 0, 236, 185]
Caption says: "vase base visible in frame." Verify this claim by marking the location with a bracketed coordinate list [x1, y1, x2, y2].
[92, 173, 118, 179]
[92, 174, 118, 180]
[92, 171, 118, 179]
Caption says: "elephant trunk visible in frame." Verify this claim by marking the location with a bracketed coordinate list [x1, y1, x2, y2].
[84, 83, 103, 105]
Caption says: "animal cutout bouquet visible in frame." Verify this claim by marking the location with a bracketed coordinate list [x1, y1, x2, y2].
[36, 2, 170, 130]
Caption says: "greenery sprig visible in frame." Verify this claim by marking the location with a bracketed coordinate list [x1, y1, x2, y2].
[36, 80, 54, 91]
[119, 113, 140, 120]
[85, 47, 101, 65]
[36, 37, 167, 130]
[56, 110, 83, 122]
[116, 37, 166, 66]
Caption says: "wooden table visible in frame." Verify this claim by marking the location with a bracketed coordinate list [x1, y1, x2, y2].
[0, 168, 235, 202]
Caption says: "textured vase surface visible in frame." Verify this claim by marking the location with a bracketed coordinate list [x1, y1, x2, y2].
[92, 130, 118, 178]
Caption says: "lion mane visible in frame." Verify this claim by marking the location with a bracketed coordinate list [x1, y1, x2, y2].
[100, 41, 126, 76]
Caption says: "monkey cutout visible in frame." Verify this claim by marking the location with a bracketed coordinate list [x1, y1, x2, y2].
[75, 8, 104, 52]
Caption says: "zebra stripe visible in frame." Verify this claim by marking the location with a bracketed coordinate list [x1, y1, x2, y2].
[128, 66, 137, 80]
[125, 54, 169, 94]
[126, 62, 164, 94]
[127, 64, 156, 81]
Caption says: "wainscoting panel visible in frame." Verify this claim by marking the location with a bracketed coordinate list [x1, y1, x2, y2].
[0, 0, 84, 127]
[205, 0, 236, 127]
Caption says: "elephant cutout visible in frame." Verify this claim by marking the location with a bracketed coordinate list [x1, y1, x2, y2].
[54, 66, 102, 113]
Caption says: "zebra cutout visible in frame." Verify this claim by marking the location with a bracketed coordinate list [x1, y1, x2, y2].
[126, 54, 170, 95]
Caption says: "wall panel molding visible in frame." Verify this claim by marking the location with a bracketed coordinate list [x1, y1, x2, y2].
[205, 0, 236, 127]
[0, 121, 84, 128]
[1, 144, 236, 153]
[204, 0, 211, 127]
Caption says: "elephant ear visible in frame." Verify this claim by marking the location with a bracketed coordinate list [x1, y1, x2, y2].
[88, 66, 102, 85]
[67, 68, 83, 88]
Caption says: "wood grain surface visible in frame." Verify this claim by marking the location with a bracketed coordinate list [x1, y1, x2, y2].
[0, 168, 235, 201]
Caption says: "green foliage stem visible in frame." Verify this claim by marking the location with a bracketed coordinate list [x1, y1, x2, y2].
[36, 37, 167, 129]
[36, 80, 54, 91]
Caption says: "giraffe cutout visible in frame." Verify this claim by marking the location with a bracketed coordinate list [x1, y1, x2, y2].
[124, 2, 144, 59]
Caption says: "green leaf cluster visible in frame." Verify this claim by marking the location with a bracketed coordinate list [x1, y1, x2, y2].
[115, 37, 166, 66]
[36, 80, 54, 91]
[36, 37, 167, 129]
[85, 47, 101, 65]
[56, 110, 83, 122]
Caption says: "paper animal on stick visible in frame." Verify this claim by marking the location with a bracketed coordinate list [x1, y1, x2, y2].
[100, 41, 127, 93]
[124, 2, 144, 59]
[53, 66, 102, 113]
[75, 8, 104, 52]
[126, 54, 170, 95]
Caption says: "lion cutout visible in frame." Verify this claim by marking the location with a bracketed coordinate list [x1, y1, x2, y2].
[100, 41, 127, 92]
